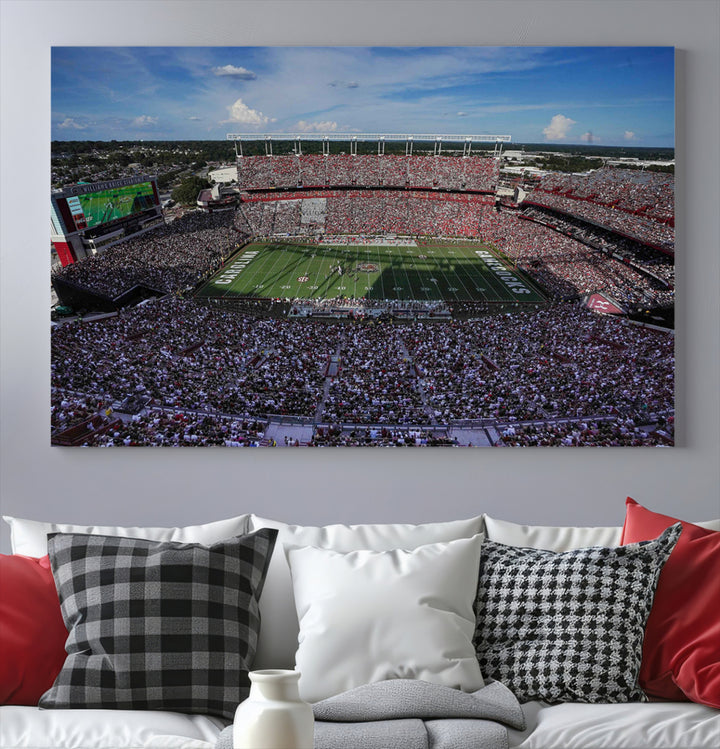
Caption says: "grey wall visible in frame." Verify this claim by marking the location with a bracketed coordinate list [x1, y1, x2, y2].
[1, 0, 718, 554]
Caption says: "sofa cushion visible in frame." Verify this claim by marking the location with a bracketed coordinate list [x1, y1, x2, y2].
[482, 513, 720, 551]
[481, 515, 622, 550]
[0, 702, 720, 749]
[0, 555, 67, 705]
[39, 529, 277, 720]
[474, 524, 681, 704]
[248, 514, 484, 670]
[2, 514, 252, 557]
[0, 705, 226, 748]
[621, 498, 720, 707]
[2, 699, 717, 749]
[508, 700, 720, 749]
[286, 535, 485, 702]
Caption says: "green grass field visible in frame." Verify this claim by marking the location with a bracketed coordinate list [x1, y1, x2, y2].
[196, 241, 546, 304]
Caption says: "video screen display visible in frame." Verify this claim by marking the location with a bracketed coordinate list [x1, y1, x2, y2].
[67, 181, 156, 231]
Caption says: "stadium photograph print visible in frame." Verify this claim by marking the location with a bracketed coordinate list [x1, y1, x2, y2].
[50, 46, 675, 448]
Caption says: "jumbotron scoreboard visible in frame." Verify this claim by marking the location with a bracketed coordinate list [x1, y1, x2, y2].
[51, 176, 163, 266]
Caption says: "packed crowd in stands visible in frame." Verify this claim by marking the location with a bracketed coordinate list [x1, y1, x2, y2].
[310, 424, 457, 447]
[51, 297, 342, 421]
[405, 304, 673, 426]
[51, 296, 674, 446]
[480, 210, 671, 308]
[525, 168, 674, 251]
[51, 388, 269, 447]
[51, 392, 104, 432]
[496, 415, 673, 447]
[53, 212, 244, 299]
[520, 205, 675, 289]
[237, 154, 499, 192]
[92, 410, 267, 448]
[237, 191, 493, 238]
[321, 324, 428, 425]
[533, 168, 674, 222]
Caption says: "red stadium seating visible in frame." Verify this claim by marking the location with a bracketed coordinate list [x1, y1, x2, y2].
[524, 169, 674, 251]
[236, 154, 499, 193]
[240, 190, 494, 238]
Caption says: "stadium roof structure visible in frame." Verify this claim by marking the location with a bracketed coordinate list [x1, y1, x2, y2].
[227, 132, 511, 157]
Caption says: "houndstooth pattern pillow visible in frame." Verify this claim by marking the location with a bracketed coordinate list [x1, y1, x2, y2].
[474, 523, 681, 704]
[40, 529, 277, 719]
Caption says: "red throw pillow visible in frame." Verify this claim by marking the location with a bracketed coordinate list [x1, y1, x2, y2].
[621, 497, 720, 707]
[0, 554, 68, 704]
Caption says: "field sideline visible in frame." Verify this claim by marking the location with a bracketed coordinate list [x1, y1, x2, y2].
[196, 240, 546, 304]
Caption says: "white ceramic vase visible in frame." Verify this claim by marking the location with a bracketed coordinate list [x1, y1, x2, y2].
[233, 670, 314, 749]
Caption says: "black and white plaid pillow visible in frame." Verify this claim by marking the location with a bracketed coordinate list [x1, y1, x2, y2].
[474, 523, 681, 704]
[40, 528, 277, 719]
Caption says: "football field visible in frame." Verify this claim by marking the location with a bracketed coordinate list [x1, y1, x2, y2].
[196, 241, 546, 304]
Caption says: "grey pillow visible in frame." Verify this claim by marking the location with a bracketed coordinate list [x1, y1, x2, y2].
[474, 523, 681, 704]
[40, 529, 277, 719]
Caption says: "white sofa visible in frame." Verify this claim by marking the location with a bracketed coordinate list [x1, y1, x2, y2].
[1, 511, 719, 749]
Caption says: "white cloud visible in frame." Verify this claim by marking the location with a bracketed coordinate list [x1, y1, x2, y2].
[133, 115, 158, 127]
[542, 113, 576, 140]
[295, 120, 338, 133]
[58, 117, 86, 130]
[624, 130, 636, 140]
[224, 98, 273, 126]
[212, 65, 257, 80]
[580, 132, 593, 142]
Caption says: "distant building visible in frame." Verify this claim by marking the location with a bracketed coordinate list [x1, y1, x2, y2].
[197, 184, 238, 212]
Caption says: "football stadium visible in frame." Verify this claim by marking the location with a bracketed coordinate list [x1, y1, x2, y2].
[51, 134, 675, 447]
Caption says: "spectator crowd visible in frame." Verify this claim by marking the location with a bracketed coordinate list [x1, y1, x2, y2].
[237, 154, 499, 192]
[53, 212, 244, 299]
[480, 209, 672, 309]
[237, 190, 494, 238]
[52, 297, 674, 447]
[524, 168, 674, 251]
[520, 205, 674, 295]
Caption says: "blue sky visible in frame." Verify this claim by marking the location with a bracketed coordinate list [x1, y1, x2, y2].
[52, 46, 674, 146]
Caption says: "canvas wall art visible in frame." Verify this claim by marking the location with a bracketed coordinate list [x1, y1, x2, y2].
[50, 46, 675, 447]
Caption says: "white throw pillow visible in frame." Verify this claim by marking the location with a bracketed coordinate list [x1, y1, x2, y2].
[248, 514, 484, 670]
[286, 535, 485, 703]
[482, 515, 623, 551]
[482, 514, 720, 551]
[3, 514, 251, 557]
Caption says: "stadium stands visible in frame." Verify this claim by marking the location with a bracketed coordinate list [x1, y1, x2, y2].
[480, 210, 673, 308]
[523, 168, 674, 252]
[298, 155, 327, 187]
[240, 190, 494, 237]
[52, 211, 243, 300]
[51, 297, 674, 446]
[235, 154, 499, 192]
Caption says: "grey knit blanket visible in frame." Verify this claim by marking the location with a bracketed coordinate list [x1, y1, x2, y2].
[217, 679, 525, 749]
